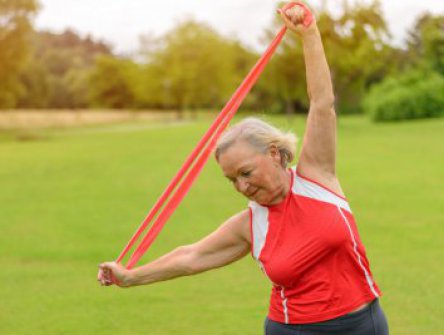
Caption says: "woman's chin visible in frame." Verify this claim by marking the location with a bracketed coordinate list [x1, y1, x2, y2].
[254, 195, 270, 206]
[247, 191, 273, 206]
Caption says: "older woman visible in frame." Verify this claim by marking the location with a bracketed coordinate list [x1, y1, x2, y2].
[98, 4, 389, 335]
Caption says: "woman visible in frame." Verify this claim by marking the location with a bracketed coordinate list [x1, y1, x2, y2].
[98, 4, 389, 334]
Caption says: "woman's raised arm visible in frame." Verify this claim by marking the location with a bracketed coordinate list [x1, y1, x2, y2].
[280, 4, 343, 195]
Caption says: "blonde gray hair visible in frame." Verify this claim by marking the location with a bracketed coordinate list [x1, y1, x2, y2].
[215, 117, 298, 168]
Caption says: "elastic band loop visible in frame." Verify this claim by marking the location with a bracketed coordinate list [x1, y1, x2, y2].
[116, 10, 297, 268]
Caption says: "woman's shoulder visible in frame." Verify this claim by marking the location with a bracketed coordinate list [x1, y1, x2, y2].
[293, 164, 345, 198]
[230, 209, 252, 244]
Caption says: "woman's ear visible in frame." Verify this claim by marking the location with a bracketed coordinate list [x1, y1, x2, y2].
[268, 145, 281, 164]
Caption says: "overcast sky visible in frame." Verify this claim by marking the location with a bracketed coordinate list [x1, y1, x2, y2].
[35, 0, 444, 55]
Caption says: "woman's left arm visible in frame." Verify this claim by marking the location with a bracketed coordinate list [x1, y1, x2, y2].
[280, 6, 342, 195]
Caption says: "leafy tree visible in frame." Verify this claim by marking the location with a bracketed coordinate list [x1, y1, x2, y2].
[258, 13, 306, 115]
[326, 1, 392, 114]
[363, 13, 444, 122]
[406, 13, 444, 75]
[0, 0, 38, 108]
[17, 59, 51, 108]
[261, 0, 392, 114]
[88, 55, 140, 109]
[17, 29, 112, 108]
[139, 19, 256, 117]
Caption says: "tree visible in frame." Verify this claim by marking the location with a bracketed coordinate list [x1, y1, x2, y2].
[407, 13, 444, 75]
[261, 0, 392, 114]
[139, 19, 256, 117]
[16, 58, 51, 108]
[17, 29, 113, 108]
[324, 0, 392, 114]
[0, 0, 38, 108]
[88, 55, 140, 109]
[259, 16, 307, 115]
[363, 12, 444, 122]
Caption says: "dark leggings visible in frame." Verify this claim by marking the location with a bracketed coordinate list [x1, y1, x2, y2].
[265, 299, 389, 335]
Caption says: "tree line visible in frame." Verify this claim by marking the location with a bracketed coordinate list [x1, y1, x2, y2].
[1, 0, 443, 121]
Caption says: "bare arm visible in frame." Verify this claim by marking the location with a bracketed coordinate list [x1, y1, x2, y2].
[280, 5, 343, 195]
[98, 210, 251, 287]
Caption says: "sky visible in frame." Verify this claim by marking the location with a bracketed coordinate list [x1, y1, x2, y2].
[35, 0, 444, 55]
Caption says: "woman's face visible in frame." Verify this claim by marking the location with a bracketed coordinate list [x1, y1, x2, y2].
[217, 141, 288, 205]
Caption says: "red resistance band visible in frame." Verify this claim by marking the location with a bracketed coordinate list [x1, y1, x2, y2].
[117, 2, 314, 269]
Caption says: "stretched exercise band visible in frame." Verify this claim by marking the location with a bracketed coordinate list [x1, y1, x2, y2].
[117, 2, 313, 269]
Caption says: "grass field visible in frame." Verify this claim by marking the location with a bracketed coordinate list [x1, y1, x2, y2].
[0, 113, 443, 334]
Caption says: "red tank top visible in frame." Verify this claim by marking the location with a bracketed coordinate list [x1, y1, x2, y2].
[249, 167, 381, 324]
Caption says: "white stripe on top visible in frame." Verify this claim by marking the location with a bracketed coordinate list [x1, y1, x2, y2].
[249, 201, 270, 260]
[280, 288, 289, 324]
[337, 206, 380, 298]
[291, 169, 352, 213]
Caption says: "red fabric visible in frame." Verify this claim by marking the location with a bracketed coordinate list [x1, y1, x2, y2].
[250, 169, 381, 324]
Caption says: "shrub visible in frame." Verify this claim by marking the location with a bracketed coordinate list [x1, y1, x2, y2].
[363, 70, 444, 121]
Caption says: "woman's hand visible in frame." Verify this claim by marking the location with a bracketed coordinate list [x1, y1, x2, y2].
[97, 261, 132, 287]
[278, 2, 317, 36]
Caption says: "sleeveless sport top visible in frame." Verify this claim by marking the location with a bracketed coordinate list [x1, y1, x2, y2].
[249, 167, 381, 324]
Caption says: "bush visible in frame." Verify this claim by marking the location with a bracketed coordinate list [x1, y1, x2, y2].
[363, 71, 444, 121]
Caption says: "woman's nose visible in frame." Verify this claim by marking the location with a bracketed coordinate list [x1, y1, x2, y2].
[235, 178, 249, 193]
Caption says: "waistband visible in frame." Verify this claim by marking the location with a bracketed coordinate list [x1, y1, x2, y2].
[307, 298, 379, 326]
[345, 299, 377, 317]
[267, 299, 380, 328]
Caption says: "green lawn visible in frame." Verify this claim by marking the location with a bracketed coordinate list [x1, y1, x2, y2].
[0, 114, 443, 334]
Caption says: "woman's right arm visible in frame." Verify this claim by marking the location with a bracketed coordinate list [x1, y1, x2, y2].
[98, 210, 251, 287]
